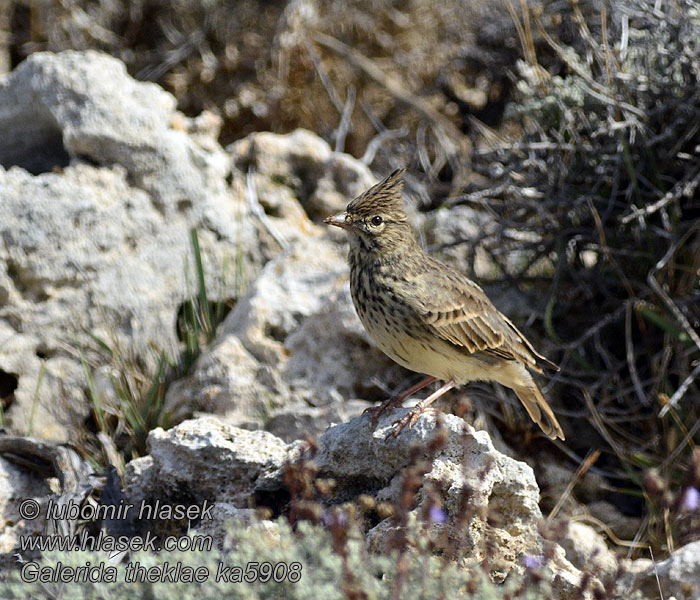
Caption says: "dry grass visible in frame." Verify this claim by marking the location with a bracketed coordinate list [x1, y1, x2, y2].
[459, 0, 700, 557]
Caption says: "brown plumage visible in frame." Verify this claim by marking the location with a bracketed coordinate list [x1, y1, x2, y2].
[324, 168, 565, 440]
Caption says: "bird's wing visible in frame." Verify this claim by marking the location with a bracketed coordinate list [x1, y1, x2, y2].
[405, 260, 554, 371]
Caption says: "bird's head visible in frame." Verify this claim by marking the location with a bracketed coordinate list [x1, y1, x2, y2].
[324, 168, 415, 254]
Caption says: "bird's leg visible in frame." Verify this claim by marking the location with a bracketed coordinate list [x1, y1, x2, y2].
[364, 375, 436, 426]
[389, 379, 456, 438]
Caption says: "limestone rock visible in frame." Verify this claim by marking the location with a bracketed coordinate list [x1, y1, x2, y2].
[228, 129, 375, 221]
[0, 50, 226, 211]
[317, 410, 581, 586]
[265, 400, 371, 443]
[0, 51, 266, 440]
[559, 521, 618, 580]
[124, 417, 297, 506]
[121, 413, 585, 597]
[164, 235, 403, 433]
[617, 540, 700, 600]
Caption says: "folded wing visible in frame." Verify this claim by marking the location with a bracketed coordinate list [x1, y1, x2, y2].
[406, 259, 556, 372]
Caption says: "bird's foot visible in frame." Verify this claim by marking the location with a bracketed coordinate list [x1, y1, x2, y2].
[363, 396, 406, 427]
[364, 376, 437, 427]
[386, 403, 438, 439]
[385, 378, 456, 439]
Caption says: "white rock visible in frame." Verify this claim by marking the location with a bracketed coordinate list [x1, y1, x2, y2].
[317, 410, 584, 590]
[0, 50, 227, 212]
[0, 456, 52, 559]
[130, 416, 296, 504]
[0, 52, 265, 440]
[618, 541, 700, 600]
[164, 335, 274, 425]
[559, 521, 618, 579]
[319, 412, 535, 555]
[229, 129, 376, 220]
[165, 235, 404, 433]
[222, 236, 347, 364]
[265, 400, 371, 442]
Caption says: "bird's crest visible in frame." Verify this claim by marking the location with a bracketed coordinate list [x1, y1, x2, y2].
[347, 168, 406, 220]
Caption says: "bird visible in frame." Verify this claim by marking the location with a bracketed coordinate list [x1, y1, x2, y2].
[324, 168, 565, 440]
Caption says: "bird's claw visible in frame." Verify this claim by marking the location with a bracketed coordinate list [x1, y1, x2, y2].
[363, 397, 405, 426]
[365, 376, 438, 428]
[362, 404, 386, 427]
[385, 404, 435, 439]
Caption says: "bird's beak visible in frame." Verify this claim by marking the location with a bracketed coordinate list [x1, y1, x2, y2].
[324, 212, 351, 230]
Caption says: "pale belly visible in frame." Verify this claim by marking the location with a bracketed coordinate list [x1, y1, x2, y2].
[355, 298, 530, 389]
[355, 302, 490, 384]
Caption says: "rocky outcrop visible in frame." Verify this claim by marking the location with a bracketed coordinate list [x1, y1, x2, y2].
[122, 413, 584, 594]
[0, 51, 376, 442]
[124, 416, 298, 507]
[229, 128, 376, 221]
[0, 51, 262, 440]
[163, 234, 407, 438]
[617, 540, 700, 600]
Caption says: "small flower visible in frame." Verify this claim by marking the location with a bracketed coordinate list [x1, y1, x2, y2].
[429, 506, 447, 524]
[681, 487, 700, 512]
[322, 509, 347, 528]
[523, 554, 543, 569]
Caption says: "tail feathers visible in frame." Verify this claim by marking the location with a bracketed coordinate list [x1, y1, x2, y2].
[513, 383, 565, 441]
[536, 355, 560, 373]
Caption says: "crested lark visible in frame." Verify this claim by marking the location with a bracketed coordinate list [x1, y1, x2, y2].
[324, 168, 565, 440]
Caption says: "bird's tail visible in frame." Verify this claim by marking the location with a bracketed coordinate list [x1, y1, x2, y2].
[513, 382, 565, 441]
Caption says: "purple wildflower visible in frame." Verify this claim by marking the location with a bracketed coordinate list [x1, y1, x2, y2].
[523, 554, 543, 569]
[429, 506, 447, 524]
[682, 487, 700, 512]
[322, 510, 347, 528]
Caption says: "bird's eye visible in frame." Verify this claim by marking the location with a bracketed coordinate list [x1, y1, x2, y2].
[371, 215, 383, 226]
